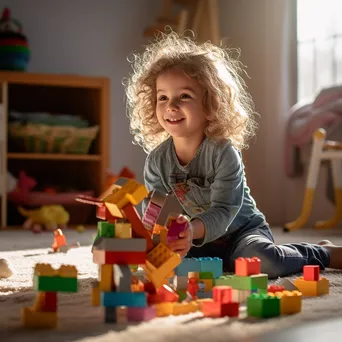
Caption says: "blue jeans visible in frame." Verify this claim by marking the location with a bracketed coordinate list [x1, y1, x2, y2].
[187, 225, 330, 279]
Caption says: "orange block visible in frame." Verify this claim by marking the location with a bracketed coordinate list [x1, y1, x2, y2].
[235, 257, 261, 276]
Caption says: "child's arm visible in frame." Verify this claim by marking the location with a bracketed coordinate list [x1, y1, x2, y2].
[191, 144, 245, 246]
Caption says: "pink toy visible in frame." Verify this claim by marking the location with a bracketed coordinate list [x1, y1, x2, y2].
[167, 219, 187, 243]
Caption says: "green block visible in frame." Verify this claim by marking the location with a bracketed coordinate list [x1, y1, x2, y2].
[232, 274, 268, 291]
[176, 290, 187, 302]
[97, 221, 115, 238]
[199, 271, 213, 279]
[34, 275, 78, 292]
[213, 275, 235, 286]
[247, 293, 280, 318]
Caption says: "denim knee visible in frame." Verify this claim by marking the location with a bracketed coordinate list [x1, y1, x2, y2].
[231, 242, 287, 279]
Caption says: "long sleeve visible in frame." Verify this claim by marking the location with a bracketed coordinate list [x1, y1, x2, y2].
[141, 152, 168, 215]
[192, 145, 244, 246]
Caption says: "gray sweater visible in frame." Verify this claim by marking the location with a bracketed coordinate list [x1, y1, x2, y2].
[142, 136, 267, 246]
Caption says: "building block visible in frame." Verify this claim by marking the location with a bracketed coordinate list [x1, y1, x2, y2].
[267, 284, 285, 293]
[274, 278, 298, 291]
[196, 291, 213, 299]
[92, 281, 100, 306]
[157, 284, 179, 302]
[99, 264, 114, 292]
[34, 275, 78, 293]
[93, 249, 147, 265]
[270, 290, 302, 315]
[187, 278, 199, 297]
[293, 277, 329, 296]
[174, 258, 201, 276]
[127, 306, 156, 321]
[142, 201, 162, 229]
[214, 275, 235, 286]
[101, 292, 147, 307]
[235, 257, 261, 276]
[115, 219, 132, 238]
[231, 289, 252, 304]
[92, 237, 147, 252]
[105, 306, 117, 323]
[303, 265, 320, 281]
[97, 221, 115, 238]
[122, 203, 153, 251]
[51, 229, 67, 252]
[21, 307, 58, 329]
[199, 271, 213, 279]
[202, 300, 239, 318]
[167, 219, 187, 242]
[155, 195, 183, 227]
[213, 286, 232, 304]
[199, 279, 213, 291]
[113, 264, 132, 292]
[154, 302, 174, 317]
[148, 189, 167, 207]
[231, 274, 268, 291]
[247, 293, 280, 318]
[41, 292, 57, 312]
[199, 257, 223, 278]
[171, 301, 200, 316]
[116, 307, 128, 324]
[173, 275, 188, 290]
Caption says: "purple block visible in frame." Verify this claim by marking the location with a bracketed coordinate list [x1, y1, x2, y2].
[127, 306, 156, 321]
[167, 220, 188, 242]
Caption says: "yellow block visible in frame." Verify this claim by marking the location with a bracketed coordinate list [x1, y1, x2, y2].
[293, 277, 329, 296]
[91, 286, 100, 306]
[269, 290, 302, 315]
[200, 279, 213, 291]
[172, 301, 200, 316]
[21, 307, 57, 329]
[99, 264, 113, 292]
[115, 222, 132, 238]
[154, 302, 174, 317]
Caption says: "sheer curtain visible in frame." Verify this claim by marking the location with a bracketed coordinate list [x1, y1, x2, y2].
[220, 0, 297, 225]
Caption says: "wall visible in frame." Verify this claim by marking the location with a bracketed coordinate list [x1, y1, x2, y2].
[0, 0, 160, 183]
[219, 0, 338, 228]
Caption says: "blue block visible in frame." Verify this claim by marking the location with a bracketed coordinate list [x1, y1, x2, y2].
[101, 292, 147, 307]
[174, 258, 201, 276]
[199, 257, 223, 278]
[196, 291, 213, 299]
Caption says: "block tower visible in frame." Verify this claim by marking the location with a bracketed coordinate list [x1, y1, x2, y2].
[21, 263, 78, 328]
[76, 177, 184, 323]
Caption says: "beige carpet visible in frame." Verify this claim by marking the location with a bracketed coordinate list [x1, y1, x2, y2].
[1, 227, 342, 342]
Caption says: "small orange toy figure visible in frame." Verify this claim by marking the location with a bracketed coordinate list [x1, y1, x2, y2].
[52, 229, 67, 252]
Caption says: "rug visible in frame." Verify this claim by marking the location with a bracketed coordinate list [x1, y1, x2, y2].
[1, 227, 342, 342]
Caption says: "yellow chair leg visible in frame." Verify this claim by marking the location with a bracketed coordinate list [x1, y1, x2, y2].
[314, 188, 342, 229]
[284, 188, 315, 231]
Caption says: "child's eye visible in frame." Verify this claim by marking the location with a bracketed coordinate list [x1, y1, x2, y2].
[180, 93, 191, 99]
[158, 95, 167, 101]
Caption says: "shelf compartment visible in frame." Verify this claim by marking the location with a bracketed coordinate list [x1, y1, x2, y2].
[8, 153, 101, 161]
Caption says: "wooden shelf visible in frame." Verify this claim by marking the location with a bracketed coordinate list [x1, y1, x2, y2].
[7, 153, 101, 161]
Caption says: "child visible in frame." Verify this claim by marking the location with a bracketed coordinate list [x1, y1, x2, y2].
[124, 31, 342, 279]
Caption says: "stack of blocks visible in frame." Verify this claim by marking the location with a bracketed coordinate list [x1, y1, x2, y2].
[21, 263, 78, 328]
[21, 177, 331, 327]
[293, 265, 329, 296]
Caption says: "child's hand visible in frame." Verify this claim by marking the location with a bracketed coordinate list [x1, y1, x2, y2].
[168, 215, 193, 258]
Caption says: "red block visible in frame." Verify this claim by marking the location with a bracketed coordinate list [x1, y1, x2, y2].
[41, 292, 57, 312]
[213, 286, 232, 304]
[267, 284, 285, 293]
[202, 301, 239, 317]
[303, 265, 320, 281]
[157, 285, 179, 302]
[235, 257, 261, 276]
[122, 204, 153, 251]
[220, 302, 239, 317]
[93, 249, 146, 265]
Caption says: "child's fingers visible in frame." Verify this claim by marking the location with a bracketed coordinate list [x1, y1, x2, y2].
[178, 226, 190, 238]
[176, 215, 189, 224]
[169, 237, 189, 251]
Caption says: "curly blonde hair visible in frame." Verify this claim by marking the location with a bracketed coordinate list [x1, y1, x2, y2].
[123, 30, 258, 153]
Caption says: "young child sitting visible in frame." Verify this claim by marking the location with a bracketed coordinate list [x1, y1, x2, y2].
[123, 30, 342, 278]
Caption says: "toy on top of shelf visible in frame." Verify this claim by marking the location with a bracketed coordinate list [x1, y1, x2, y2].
[0, 7, 30, 71]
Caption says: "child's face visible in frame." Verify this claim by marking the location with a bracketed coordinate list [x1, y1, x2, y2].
[155, 69, 207, 140]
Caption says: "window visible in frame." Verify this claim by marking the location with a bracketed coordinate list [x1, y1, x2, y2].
[297, 0, 342, 103]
